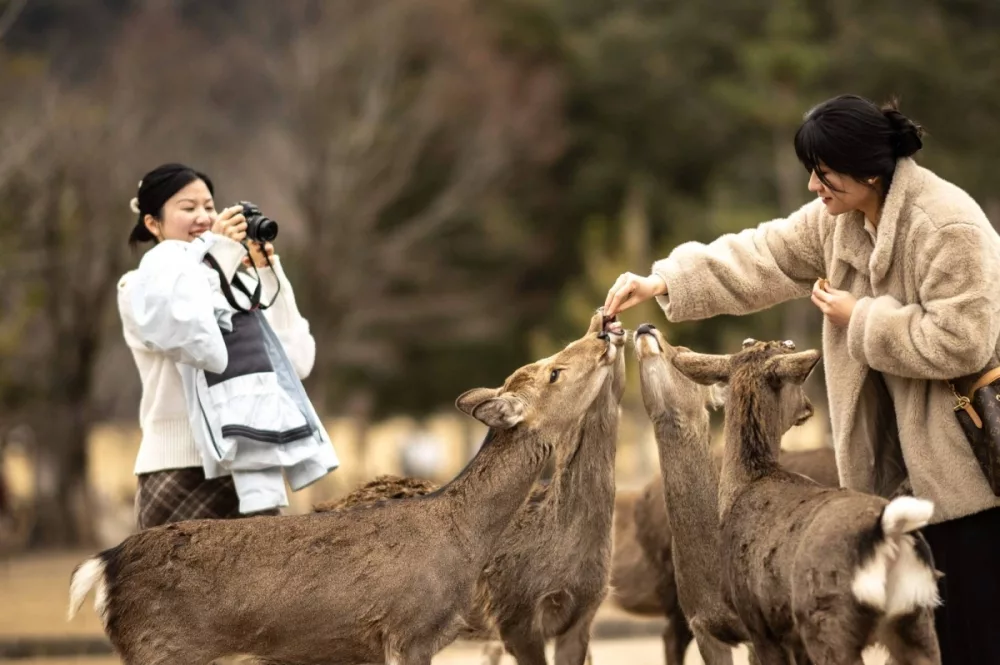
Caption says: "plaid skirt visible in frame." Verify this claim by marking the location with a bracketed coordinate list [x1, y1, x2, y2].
[135, 467, 279, 530]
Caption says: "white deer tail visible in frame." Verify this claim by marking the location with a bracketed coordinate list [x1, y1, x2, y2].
[851, 497, 940, 616]
[881, 496, 934, 536]
[67, 557, 108, 622]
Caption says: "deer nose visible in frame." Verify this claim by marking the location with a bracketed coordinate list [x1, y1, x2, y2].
[636, 323, 656, 336]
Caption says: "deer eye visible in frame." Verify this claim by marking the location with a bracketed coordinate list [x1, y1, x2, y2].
[742, 338, 757, 349]
[781, 340, 796, 350]
[549, 369, 562, 384]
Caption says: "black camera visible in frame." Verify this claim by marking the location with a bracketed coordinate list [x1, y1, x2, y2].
[238, 200, 279, 243]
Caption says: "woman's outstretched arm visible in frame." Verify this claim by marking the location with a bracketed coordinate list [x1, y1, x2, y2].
[652, 199, 828, 322]
[605, 198, 828, 320]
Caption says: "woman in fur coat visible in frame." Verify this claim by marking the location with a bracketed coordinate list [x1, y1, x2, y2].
[604, 94, 1000, 663]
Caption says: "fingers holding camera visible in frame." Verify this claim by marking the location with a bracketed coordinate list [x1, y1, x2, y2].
[212, 205, 247, 243]
[243, 242, 276, 269]
[226, 218, 247, 244]
[211, 205, 238, 235]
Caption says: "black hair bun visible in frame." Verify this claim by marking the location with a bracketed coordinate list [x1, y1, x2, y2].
[881, 101, 924, 158]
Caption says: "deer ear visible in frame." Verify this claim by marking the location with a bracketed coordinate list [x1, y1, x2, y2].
[765, 350, 821, 385]
[455, 388, 525, 429]
[672, 351, 730, 385]
[456, 387, 499, 416]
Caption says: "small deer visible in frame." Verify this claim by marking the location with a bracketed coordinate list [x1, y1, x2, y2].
[314, 309, 627, 665]
[609, 437, 840, 665]
[67, 316, 625, 665]
[673, 338, 941, 665]
[632, 324, 814, 665]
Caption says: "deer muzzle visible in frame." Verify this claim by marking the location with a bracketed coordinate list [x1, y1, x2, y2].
[633, 323, 662, 358]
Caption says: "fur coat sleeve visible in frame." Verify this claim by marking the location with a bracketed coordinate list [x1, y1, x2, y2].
[847, 221, 1000, 379]
[650, 199, 829, 321]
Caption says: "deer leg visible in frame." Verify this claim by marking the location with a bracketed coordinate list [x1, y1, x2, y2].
[398, 657, 433, 665]
[745, 638, 797, 665]
[663, 602, 694, 665]
[553, 607, 599, 665]
[480, 641, 508, 665]
[690, 624, 735, 665]
[798, 637, 863, 665]
[394, 645, 436, 665]
[796, 606, 871, 665]
[879, 609, 942, 665]
[503, 629, 549, 665]
[787, 644, 816, 665]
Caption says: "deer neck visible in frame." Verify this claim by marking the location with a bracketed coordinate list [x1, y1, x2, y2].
[651, 402, 721, 555]
[648, 396, 741, 621]
[552, 403, 619, 525]
[718, 381, 782, 517]
[439, 426, 553, 562]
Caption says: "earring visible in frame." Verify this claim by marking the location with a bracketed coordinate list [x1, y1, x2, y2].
[867, 177, 877, 184]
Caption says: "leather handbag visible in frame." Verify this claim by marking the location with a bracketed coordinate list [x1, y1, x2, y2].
[949, 367, 1000, 496]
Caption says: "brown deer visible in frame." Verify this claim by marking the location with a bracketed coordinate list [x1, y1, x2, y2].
[609, 446, 839, 665]
[66, 313, 626, 665]
[632, 324, 821, 665]
[673, 338, 941, 665]
[314, 309, 627, 665]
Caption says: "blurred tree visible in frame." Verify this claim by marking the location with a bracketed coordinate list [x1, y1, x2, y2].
[0, 91, 134, 547]
[266, 0, 566, 420]
[0, 2, 281, 547]
[708, 0, 829, 352]
[518, 0, 749, 351]
[529, 178, 661, 420]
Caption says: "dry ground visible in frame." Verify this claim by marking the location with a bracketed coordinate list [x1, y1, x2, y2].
[1, 552, 887, 665]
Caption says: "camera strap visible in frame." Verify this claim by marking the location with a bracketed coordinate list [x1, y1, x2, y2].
[203, 253, 262, 313]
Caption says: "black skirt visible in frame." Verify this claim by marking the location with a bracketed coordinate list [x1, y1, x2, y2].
[134, 467, 278, 530]
[923, 505, 1000, 664]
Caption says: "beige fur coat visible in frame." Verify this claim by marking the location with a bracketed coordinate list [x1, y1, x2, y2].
[652, 157, 1000, 523]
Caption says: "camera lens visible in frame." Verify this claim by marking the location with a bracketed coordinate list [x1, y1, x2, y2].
[248, 216, 278, 242]
[239, 200, 279, 243]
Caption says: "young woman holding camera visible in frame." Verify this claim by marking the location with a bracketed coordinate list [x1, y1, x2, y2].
[119, 163, 335, 529]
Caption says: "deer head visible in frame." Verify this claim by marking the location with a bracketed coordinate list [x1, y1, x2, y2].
[456, 310, 626, 430]
[633, 323, 728, 419]
[671, 338, 819, 431]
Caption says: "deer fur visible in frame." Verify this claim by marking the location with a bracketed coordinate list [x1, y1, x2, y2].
[313, 475, 437, 513]
[313, 310, 627, 665]
[609, 446, 839, 665]
[633, 324, 821, 665]
[673, 338, 941, 665]
[66, 316, 625, 665]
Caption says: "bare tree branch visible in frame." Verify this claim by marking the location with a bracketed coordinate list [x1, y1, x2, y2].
[245, 0, 563, 407]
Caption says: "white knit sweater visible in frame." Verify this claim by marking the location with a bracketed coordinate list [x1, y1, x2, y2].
[117, 233, 317, 475]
